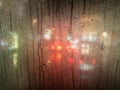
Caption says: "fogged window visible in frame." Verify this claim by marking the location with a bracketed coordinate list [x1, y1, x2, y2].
[0, 0, 120, 90]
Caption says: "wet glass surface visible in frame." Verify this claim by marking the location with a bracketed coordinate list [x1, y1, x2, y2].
[0, 0, 120, 90]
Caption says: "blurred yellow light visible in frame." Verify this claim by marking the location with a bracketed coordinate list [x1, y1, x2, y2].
[13, 33, 18, 49]
[13, 53, 18, 67]
[32, 19, 37, 24]
[102, 32, 107, 37]
[57, 45, 62, 51]
[57, 53, 62, 60]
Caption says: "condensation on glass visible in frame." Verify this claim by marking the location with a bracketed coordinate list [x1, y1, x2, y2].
[0, 0, 120, 90]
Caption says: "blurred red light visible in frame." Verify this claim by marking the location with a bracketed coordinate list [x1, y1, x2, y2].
[57, 53, 62, 59]
[51, 54, 55, 59]
[79, 60, 83, 65]
[92, 59, 96, 65]
[68, 58, 74, 64]
[51, 45, 55, 50]
[55, 41, 59, 45]
[66, 42, 78, 53]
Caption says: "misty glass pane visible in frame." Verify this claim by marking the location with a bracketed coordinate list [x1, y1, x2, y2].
[0, 0, 120, 90]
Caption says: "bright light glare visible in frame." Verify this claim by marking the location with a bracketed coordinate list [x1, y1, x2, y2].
[88, 36, 93, 41]
[57, 45, 62, 51]
[44, 33, 51, 40]
[81, 44, 89, 54]
[102, 32, 107, 37]
[44, 29, 53, 40]
[80, 63, 93, 71]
